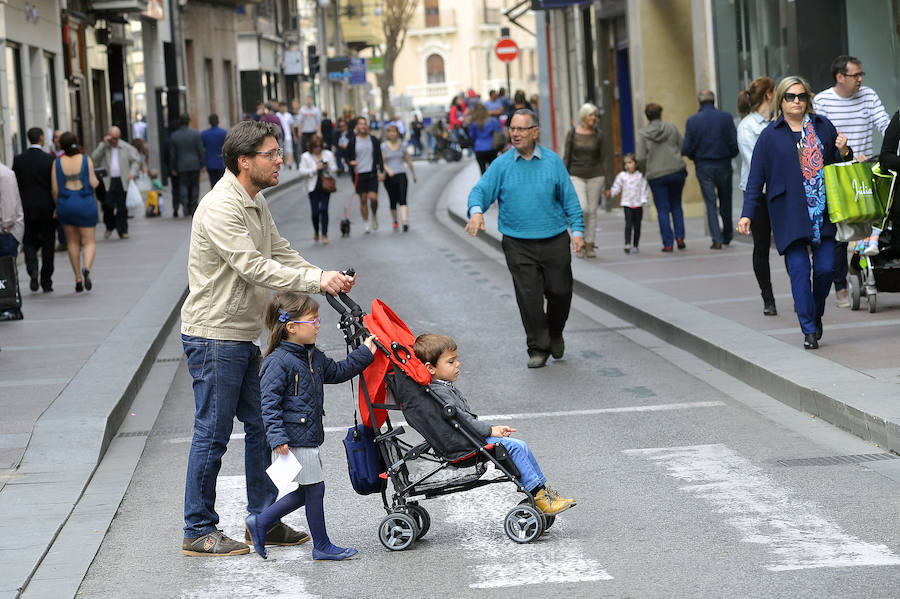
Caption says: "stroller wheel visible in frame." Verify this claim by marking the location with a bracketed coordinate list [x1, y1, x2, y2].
[504, 504, 545, 544]
[518, 498, 554, 531]
[405, 504, 431, 540]
[868, 291, 877, 313]
[849, 274, 861, 310]
[378, 512, 417, 551]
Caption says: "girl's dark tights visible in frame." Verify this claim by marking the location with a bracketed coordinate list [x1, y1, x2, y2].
[624, 206, 643, 246]
[255, 481, 332, 551]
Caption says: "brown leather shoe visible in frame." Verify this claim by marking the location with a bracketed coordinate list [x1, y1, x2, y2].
[244, 521, 310, 546]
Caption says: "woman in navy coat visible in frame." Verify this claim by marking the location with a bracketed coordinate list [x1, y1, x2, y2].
[738, 76, 851, 349]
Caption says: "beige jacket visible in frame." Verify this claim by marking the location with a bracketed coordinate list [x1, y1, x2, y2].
[180, 170, 322, 341]
[91, 139, 141, 189]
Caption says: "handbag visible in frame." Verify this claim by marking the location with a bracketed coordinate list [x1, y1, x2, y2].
[343, 418, 386, 495]
[491, 128, 507, 152]
[824, 161, 881, 224]
[320, 174, 336, 193]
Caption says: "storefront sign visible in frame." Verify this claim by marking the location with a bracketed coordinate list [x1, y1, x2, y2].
[349, 57, 366, 85]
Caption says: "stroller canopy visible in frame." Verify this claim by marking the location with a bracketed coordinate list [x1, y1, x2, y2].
[359, 299, 431, 428]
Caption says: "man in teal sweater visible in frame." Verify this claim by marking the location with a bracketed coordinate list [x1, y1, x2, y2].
[466, 109, 584, 368]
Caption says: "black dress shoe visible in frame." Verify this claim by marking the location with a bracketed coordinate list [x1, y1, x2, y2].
[82, 268, 92, 291]
[763, 302, 777, 316]
[803, 333, 818, 349]
[710, 242, 723, 250]
[815, 318, 822, 341]
[75, 281, 84, 293]
[42, 286, 53, 293]
[29, 273, 39, 292]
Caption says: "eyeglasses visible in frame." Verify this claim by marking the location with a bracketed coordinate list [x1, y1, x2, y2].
[290, 317, 321, 328]
[841, 71, 865, 79]
[783, 92, 810, 103]
[508, 126, 537, 134]
[254, 148, 284, 161]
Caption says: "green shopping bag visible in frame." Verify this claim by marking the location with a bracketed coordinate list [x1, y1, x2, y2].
[825, 161, 881, 224]
[872, 162, 897, 215]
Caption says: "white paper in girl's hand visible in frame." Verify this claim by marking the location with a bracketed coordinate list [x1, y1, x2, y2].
[266, 451, 302, 498]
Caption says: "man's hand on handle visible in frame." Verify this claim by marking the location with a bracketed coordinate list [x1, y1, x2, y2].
[464, 213, 485, 237]
[320, 270, 355, 296]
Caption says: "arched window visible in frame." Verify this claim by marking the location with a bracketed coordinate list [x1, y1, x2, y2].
[426, 54, 445, 84]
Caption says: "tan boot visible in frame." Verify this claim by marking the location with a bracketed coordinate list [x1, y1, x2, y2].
[585, 243, 596, 258]
[533, 488, 575, 515]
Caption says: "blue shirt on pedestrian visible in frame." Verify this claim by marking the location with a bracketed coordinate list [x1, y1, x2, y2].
[681, 104, 739, 164]
[468, 144, 584, 240]
[467, 118, 502, 152]
[200, 126, 227, 170]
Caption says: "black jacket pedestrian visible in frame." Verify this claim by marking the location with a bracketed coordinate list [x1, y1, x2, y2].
[169, 126, 205, 173]
[345, 134, 383, 175]
[12, 147, 55, 221]
[682, 104, 739, 164]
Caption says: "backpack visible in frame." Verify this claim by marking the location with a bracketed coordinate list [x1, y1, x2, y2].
[342, 422, 386, 495]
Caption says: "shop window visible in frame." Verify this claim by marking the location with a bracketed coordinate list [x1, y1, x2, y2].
[426, 54, 445, 83]
[6, 46, 25, 154]
[45, 53, 59, 130]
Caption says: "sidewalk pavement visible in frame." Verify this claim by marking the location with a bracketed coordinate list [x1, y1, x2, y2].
[0, 168, 306, 598]
[444, 161, 900, 454]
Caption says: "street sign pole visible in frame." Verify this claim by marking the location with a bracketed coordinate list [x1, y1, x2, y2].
[506, 63, 511, 100]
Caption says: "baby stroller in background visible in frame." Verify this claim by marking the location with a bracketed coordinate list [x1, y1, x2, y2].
[848, 165, 899, 313]
[327, 284, 559, 551]
[429, 132, 462, 163]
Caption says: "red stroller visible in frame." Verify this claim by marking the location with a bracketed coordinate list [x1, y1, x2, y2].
[327, 288, 557, 550]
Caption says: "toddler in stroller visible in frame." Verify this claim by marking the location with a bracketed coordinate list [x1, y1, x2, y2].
[413, 333, 576, 516]
[329, 291, 576, 549]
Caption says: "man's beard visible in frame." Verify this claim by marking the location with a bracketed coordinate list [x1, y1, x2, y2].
[250, 170, 277, 191]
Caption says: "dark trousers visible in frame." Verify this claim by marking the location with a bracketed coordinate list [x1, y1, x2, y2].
[695, 160, 733, 244]
[0, 232, 22, 318]
[103, 177, 128, 235]
[624, 206, 643, 247]
[833, 241, 849, 291]
[178, 170, 201, 215]
[56, 220, 67, 247]
[501, 232, 573, 356]
[648, 170, 687, 248]
[475, 149, 499, 174]
[170, 174, 181, 215]
[207, 168, 225, 190]
[309, 188, 331, 236]
[23, 219, 56, 290]
[751, 197, 774, 301]
[784, 237, 835, 335]
[384, 173, 408, 210]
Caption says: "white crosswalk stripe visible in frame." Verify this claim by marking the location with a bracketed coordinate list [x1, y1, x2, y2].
[435, 484, 613, 588]
[624, 444, 900, 571]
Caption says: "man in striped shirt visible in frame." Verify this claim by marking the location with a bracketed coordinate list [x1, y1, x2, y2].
[813, 55, 890, 308]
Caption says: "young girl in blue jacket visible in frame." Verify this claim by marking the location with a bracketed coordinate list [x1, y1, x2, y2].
[248, 291, 375, 561]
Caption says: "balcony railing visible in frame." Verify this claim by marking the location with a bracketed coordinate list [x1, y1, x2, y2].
[406, 81, 459, 100]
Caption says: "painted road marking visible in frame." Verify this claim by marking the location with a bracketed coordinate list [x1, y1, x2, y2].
[179, 476, 319, 599]
[165, 401, 727, 444]
[624, 444, 900, 571]
[434, 485, 613, 588]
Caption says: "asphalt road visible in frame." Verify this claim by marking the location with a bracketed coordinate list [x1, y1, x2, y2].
[78, 160, 900, 598]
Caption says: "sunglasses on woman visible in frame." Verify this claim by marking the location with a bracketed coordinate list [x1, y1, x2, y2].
[783, 92, 809, 103]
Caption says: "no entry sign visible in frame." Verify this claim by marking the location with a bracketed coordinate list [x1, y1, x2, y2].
[494, 38, 519, 63]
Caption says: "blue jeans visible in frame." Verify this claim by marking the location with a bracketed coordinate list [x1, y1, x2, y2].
[486, 436, 546, 492]
[648, 170, 687, 247]
[783, 238, 835, 334]
[695, 160, 733, 244]
[181, 335, 277, 538]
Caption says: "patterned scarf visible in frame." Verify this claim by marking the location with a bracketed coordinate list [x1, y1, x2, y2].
[798, 114, 826, 246]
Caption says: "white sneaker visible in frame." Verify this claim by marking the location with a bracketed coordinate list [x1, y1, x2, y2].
[372, 214, 379, 231]
[863, 237, 880, 256]
[835, 288, 850, 308]
[631, 246, 639, 255]
[365, 223, 371, 234]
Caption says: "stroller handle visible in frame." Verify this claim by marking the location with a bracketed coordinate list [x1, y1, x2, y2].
[325, 268, 363, 316]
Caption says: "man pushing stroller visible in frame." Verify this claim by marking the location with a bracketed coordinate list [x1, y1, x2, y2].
[413, 333, 577, 515]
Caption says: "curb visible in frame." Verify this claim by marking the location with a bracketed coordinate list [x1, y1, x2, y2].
[442, 165, 900, 456]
